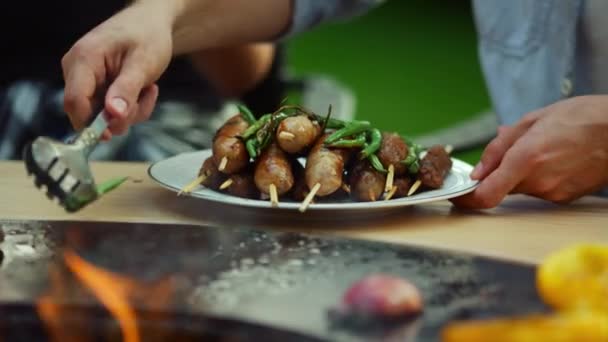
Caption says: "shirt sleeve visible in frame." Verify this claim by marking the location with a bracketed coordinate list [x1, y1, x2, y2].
[280, 0, 386, 39]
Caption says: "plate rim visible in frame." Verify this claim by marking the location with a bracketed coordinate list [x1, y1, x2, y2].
[147, 150, 479, 211]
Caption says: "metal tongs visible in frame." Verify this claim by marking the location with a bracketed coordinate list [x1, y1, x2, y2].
[23, 112, 108, 212]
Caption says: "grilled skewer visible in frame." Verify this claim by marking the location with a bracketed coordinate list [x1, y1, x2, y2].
[254, 143, 294, 205]
[212, 114, 250, 174]
[276, 115, 321, 154]
[304, 134, 352, 198]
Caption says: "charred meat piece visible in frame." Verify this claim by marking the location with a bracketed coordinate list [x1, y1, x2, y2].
[212, 114, 250, 174]
[254, 143, 294, 196]
[199, 157, 227, 190]
[349, 159, 386, 202]
[226, 172, 259, 199]
[305, 134, 352, 197]
[392, 176, 413, 199]
[276, 115, 322, 154]
[419, 145, 452, 189]
[378, 132, 408, 176]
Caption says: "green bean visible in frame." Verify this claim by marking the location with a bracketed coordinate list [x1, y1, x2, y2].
[64, 193, 97, 212]
[63, 176, 127, 212]
[413, 144, 425, 156]
[368, 154, 387, 173]
[408, 160, 420, 174]
[328, 134, 367, 148]
[320, 105, 333, 132]
[254, 124, 272, 156]
[403, 142, 423, 175]
[360, 128, 382, 158]
[256, 119, 272, 143]
[325, 118, 347, 129]
[97, 176, 129, 195]
[278, 103, 343, 130]
[272, 112, 290, 122]
[400, 134, 425, 153]
[241, 114, 271, 139]
[237, 104, 257, 125]
[246, 139, 258, 159]
[259, 129, 273, 151]
[325, 120, 371, 144]
[253, 112, 289, 153]
[401, 154, 417, 166]
[263, 112, 290, 138]
[272, 104, 304, 116]
[311, 114, 345, 129]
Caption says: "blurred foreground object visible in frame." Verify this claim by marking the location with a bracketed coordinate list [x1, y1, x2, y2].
[441, 243, 608, 342]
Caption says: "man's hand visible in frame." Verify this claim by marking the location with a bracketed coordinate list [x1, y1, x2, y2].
[62, 1, 175, 138]
[61, 0, 292, 138]
[452, 95, 608, 209]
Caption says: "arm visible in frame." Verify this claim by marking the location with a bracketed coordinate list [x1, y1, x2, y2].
[188, 44, 276, 98]
[178, 0, 385, 98]
[169, 0, 385, 54]
[61, 0, 384, 137]
[168, 0, 292, 55]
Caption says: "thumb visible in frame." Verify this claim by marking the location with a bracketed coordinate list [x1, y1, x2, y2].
[104, 56, 149, 120]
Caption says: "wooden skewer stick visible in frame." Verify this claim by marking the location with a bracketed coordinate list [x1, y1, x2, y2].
[407, 179, 422, 196]
[269, 184, 279, 207]
[444, 144, 454, 154]
[341, 184, 351, 194]
[278, 131, 296, 141]
[299, 183, 320, 213]
[219, 178, 233, 190]
[385, 164, 395, 193]
[178, 175, 207, 196]
[384, 186, 397, 201]
[218, 156, 228, 172]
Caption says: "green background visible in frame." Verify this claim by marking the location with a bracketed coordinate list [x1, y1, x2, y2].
[285, 0, 490, 164]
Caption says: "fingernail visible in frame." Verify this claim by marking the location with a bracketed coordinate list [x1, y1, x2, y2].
[111, 97, 128, 117]
[471, 162, 483, 179]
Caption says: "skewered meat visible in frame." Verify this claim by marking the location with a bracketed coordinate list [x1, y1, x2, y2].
[227, 172, 259, 199]
[199, 157, 227, 190]
[419, 145, 452, 189]
[199, 105, 451, 206]
[276, 115, 322, 154]
[212, 114, 250, 174]
[349, 159, 386, 202]
[305, 134, 352, 197]
[377, 132, 408, 176]
[254, 143, 294, 196]
[392, 177, 413, 199]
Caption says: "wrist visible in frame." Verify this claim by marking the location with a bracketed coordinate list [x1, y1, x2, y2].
[130, 0, 182, 28]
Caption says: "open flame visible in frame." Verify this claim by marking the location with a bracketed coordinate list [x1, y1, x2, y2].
[37, 249, 173, 342]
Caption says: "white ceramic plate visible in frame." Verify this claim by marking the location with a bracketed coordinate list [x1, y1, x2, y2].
[148, 150, 478, 211]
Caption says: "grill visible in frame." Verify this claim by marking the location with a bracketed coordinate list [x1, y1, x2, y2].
[0, 220, 546, 341]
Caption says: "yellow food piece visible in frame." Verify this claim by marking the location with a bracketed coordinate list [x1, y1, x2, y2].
[537, 243, 608, 312]
[441, 311, 608, 342]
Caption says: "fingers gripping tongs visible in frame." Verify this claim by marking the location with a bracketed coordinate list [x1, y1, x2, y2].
[23, 112, 108, 212]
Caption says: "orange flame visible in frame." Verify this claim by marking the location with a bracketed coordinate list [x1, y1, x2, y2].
[36, 249, 173, 342]
[65, 249, 139, 342]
